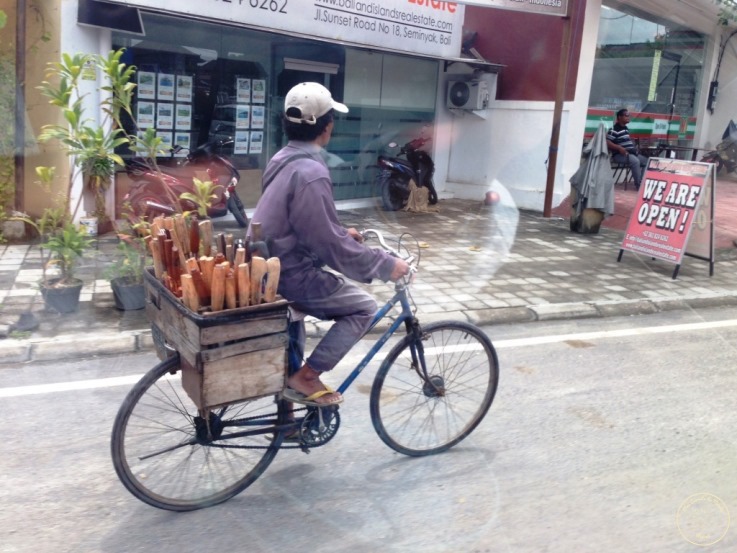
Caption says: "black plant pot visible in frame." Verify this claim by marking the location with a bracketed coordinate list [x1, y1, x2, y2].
[41, 278, 84, 314]
[111, 277, 146, 310]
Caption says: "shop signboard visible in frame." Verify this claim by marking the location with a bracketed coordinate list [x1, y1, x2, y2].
[619, 158, 714, 278]
[103, 0, 465, 58]
[452, 0, 567, 17]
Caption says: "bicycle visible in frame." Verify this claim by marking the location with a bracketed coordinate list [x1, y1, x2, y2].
[111, 229, 500, 511]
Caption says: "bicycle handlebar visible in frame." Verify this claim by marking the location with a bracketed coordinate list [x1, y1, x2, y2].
[361, 228, 417, 270]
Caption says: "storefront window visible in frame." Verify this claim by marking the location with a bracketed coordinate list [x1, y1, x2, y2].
[587, 5, 705, 145]
[112, 13, 438, 204]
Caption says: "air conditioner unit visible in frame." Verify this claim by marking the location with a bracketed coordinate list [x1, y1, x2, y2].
[447, 80, 489, 110]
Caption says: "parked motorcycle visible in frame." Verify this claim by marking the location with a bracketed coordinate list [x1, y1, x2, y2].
[124, 140, 249, 227]
[376, 133, 438, 211]
[700, 120, 737, 175]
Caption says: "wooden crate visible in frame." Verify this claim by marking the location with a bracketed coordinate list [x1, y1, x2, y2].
[144, 268, 290, 409]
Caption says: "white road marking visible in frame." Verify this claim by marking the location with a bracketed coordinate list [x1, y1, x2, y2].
[0, 375, 142, 398]
[2, 319, 737, 398]
[491, 318, 737, 349]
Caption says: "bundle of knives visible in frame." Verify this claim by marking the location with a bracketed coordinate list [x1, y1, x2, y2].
[146, 214, 280, 313]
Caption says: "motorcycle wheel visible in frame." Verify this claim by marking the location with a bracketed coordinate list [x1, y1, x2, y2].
[131, 192, 172, 222]
[379, 175, 408, 211]
[227, 194, 249, 228]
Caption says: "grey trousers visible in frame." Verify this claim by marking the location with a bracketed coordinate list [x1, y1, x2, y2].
[612, 152, 648, 189]
[288, 277, 377, 374]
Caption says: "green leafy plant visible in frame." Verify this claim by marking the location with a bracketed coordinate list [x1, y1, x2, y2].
[127, 128, 182, 216]
[104, 238, 147, 285]
[43, 222, 94, 284]
[105, 213, 150, 285]
[716, 0, 737, 25]
[11, 167, 93, 286]
[36, 50, 135, 222]
[180, 177, 221, 218]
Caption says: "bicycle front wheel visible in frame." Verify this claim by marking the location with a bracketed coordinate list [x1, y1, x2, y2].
[111, 356, 284, 511]
[370, 321, 499, 456]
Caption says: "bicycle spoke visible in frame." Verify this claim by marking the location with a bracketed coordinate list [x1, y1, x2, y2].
[111, 357, 284, 511]
[371, 321, 499, 456]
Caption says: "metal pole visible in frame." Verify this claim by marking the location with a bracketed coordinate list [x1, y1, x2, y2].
[543, 7, 572, 218]
[14, 0, 26, 213]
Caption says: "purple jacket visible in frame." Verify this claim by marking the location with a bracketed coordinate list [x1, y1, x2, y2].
[248, 141, 395, 301]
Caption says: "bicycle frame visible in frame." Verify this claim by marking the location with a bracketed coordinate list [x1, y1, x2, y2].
[286, 279, 423, 397]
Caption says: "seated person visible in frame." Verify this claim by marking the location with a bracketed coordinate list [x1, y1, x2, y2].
[606, 109, 648, 190]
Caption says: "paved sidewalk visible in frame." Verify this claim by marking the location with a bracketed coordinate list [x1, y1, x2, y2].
[2, 197, 737, 364]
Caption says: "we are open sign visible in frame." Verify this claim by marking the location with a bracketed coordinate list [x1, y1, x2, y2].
[621, 158, 713, 267]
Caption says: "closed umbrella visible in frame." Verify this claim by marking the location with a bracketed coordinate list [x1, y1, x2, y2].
[570, 122, 614, 217]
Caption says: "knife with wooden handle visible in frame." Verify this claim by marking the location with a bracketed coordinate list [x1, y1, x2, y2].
[189, 215, 200, 257]
[151, 216, 165, 238]
[225, 270, 237, 310]
[173, 214, 190, 256]
[181, 274, 200, 312]
[249, 256, 267, 305]
[237, 262, 250, 307]
[210, 264, 226, 312]
[150, 237, 164, 279]
[234, 247, 246, 268]
[169, 223, 188, 268]
[163, 239, 175, 277]
[217, 232, 226, 256]
[249, 221, 270, 259]
[189, 267, 209, 304]
[263, 257, 280, 302]
[199, 219, 213, 256]
[199, 256, 215, 294]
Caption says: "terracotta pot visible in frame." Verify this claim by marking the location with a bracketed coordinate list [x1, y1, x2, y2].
[41, 278, 84, 314]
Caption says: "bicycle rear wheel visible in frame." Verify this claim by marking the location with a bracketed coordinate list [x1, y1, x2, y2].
[111, 356, 284, 511]
[370, 321, 499, 456]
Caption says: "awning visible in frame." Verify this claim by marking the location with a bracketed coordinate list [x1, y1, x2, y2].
[78, 0, 144, 34]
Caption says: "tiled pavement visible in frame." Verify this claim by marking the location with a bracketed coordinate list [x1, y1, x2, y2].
[2, 197, 737, 364]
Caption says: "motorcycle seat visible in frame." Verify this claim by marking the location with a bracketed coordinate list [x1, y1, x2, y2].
[379, 156, 413, 171]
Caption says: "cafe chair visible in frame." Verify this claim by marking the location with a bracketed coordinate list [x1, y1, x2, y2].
[611, 159, 632, 190]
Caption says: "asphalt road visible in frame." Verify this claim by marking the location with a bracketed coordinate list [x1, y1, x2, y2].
[2, 307, 737, 552]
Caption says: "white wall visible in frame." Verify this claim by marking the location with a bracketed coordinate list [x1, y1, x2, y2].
[60, 0, 113, 222]
[430, 0, 736, 212]
[701, 28, 737, 149]
[430, 1, 603, 212]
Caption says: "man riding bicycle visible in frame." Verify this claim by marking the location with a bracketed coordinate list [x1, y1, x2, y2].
[248, 82, 409, 406]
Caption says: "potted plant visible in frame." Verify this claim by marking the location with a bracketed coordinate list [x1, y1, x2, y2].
[105, 221, 149, 310]
[13, 188, 94, 313]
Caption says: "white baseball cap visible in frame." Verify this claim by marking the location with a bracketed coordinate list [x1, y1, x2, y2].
[284, 82, 348, 125]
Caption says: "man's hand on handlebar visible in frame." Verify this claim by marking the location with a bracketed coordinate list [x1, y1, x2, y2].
[389, 258, 411, 282]
[346, 227, 364, 243]
[360, 228, 416, 282]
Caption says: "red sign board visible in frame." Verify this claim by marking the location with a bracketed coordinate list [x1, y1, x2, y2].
[621, 159, 711, 264]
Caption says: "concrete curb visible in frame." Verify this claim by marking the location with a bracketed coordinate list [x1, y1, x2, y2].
[3, 293, 737, 365]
